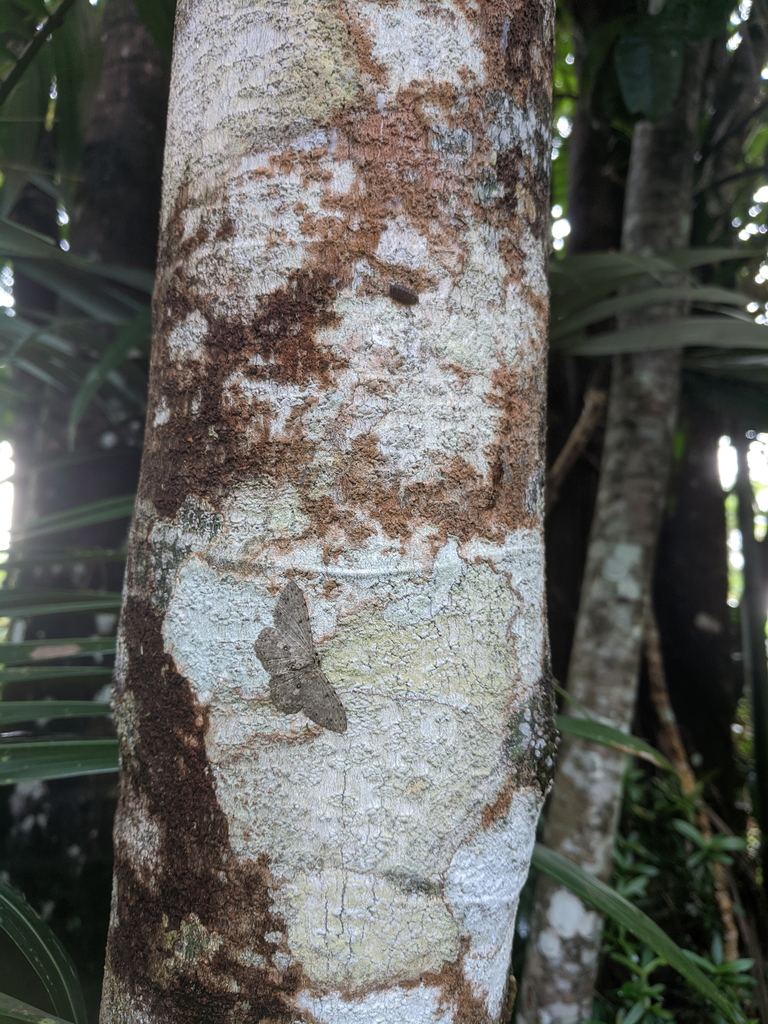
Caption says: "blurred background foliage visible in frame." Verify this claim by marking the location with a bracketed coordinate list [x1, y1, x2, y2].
[1, 0, 768, 1022]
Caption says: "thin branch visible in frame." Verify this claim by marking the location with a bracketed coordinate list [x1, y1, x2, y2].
[545, 388, 607, 513]
[694, 163, 768, 196]
[644, 606, 740, 962]
[707, 96, 768, 161]
[0, 0, 80, 109]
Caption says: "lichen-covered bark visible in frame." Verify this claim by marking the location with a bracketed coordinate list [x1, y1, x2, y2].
[100, 3, 555, 1023]
[517, 45, 707, 1024]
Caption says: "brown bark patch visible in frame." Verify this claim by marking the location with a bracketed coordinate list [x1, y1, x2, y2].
[415, 940, 494, 1024]
[140, 265, 342, 521]
[177, 223, 209, 258]
[496, 145, 550, 240]
[481, 775, 514, 829]
[108, 596, 312, 1024]
[216, 216, 235, 241]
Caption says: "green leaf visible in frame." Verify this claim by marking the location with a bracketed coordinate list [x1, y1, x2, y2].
[531, 844, 748, 1024]
[132, 0, 176, 63]
[0, 0, 80, 111]
[0, 589, 121, 617]
[15, 494, 135, 542]
[0, 637, 116, 666]
[664, 247, 765, 271]
[1, 547, 127, 572]
[13, 259, 140, 324]
[555, 316, 768, 357]
[0, 217, 154, 291]
[579, 18, 629, 104]
[671, 818, 706, 845]
[556, 715, 672, 771]
[550, 285, 749, 342]
[0, 990, 77, 1024]
[0, 701, 111, 725]
[68, 306, 151, 440]
[0, 666, 113, 684]
[0, 738, 119, 784]
[0, 876, 86, 1024]
[614, 22, 683, 118]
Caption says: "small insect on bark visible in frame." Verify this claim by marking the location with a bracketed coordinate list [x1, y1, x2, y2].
[254, 581, 348, 733]
[389, 283, 419, 306]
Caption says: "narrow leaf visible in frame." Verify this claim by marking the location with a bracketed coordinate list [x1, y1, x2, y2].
[550, 285, 749, 342]
[13, 260, 138, 324]
[0, 666, 113, 684]
[14, 494, 135, 542]
[0, 990, 76, 1024]
[0, 637, 116, 666]
[556, 316, 768, 356]
[1, 548, 127, 572]
[0, 877, 87, 1024]
[531, 844, 747, 1024]
[0, 589, 121, 617]
[0, 217, 154, 291]
[69, 306, 150, 438]
[0, 701, 111, 725]
[0, 738, 119, 784]
[556, 715, 672, 770]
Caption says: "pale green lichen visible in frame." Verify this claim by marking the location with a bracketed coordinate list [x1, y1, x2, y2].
[280, 868, 460, 990]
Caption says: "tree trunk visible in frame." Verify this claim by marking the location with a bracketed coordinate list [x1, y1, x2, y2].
[517, 45, 707, 1023]
[100, 3, 556, 1023]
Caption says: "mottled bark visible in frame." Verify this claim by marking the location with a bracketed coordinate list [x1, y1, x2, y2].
[517, 47, 707, 1023]
[100, 3, 556, 1023]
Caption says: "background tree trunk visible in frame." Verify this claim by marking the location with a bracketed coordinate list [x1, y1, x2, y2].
[0, 5, 167, 1018]
[100, 3, 556, 1023]
[517, 44, 707, 1023]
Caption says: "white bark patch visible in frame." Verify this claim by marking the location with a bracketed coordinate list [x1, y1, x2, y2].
[445, 791, 540, 1017]
[162, 0, 360, 217]
[153, 397, 171, 427]
[298, 985, 455, 1024]
[111, 793, 162, 891]
[281, 869, 459, 987]
[541, 1004, 581, 1024]
[545, 888, 599, 941]
[485, 91, 544, 164]
[600, 541, 642, 600]
[177, 168, 328, 318]
[375, 218, 430, 270]
[358, 1, 484, 95]
[157, 485, 546, 997]
[166, 309, 208, 364]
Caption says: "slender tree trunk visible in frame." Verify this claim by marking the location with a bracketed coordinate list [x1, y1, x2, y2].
[100, 3, 556, 1022]
[517, 46, 707, 1023]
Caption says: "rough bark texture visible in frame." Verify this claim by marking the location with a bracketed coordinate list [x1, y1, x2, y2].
[517, 47, 706, 1024]
[100, 3, 556, 1023]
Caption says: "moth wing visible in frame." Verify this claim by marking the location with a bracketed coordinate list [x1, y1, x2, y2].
[272, 581, 314, 659]
[254, 626, 309, 676]
[269, 673, 304, 714]
[296, 665, 348, 734]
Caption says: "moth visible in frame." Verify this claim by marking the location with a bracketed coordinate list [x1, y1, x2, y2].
[389, 283, 419, 306]
[254, 581, 348, 733]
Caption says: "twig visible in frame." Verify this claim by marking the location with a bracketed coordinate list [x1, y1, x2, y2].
[644, 606, 740, 962]
[694, 163, 768, 197]
[0, 0, 79, 109]
[545, 388, 607, 513]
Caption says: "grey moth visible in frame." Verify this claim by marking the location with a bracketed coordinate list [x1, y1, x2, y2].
[254, 581, 347, 734]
